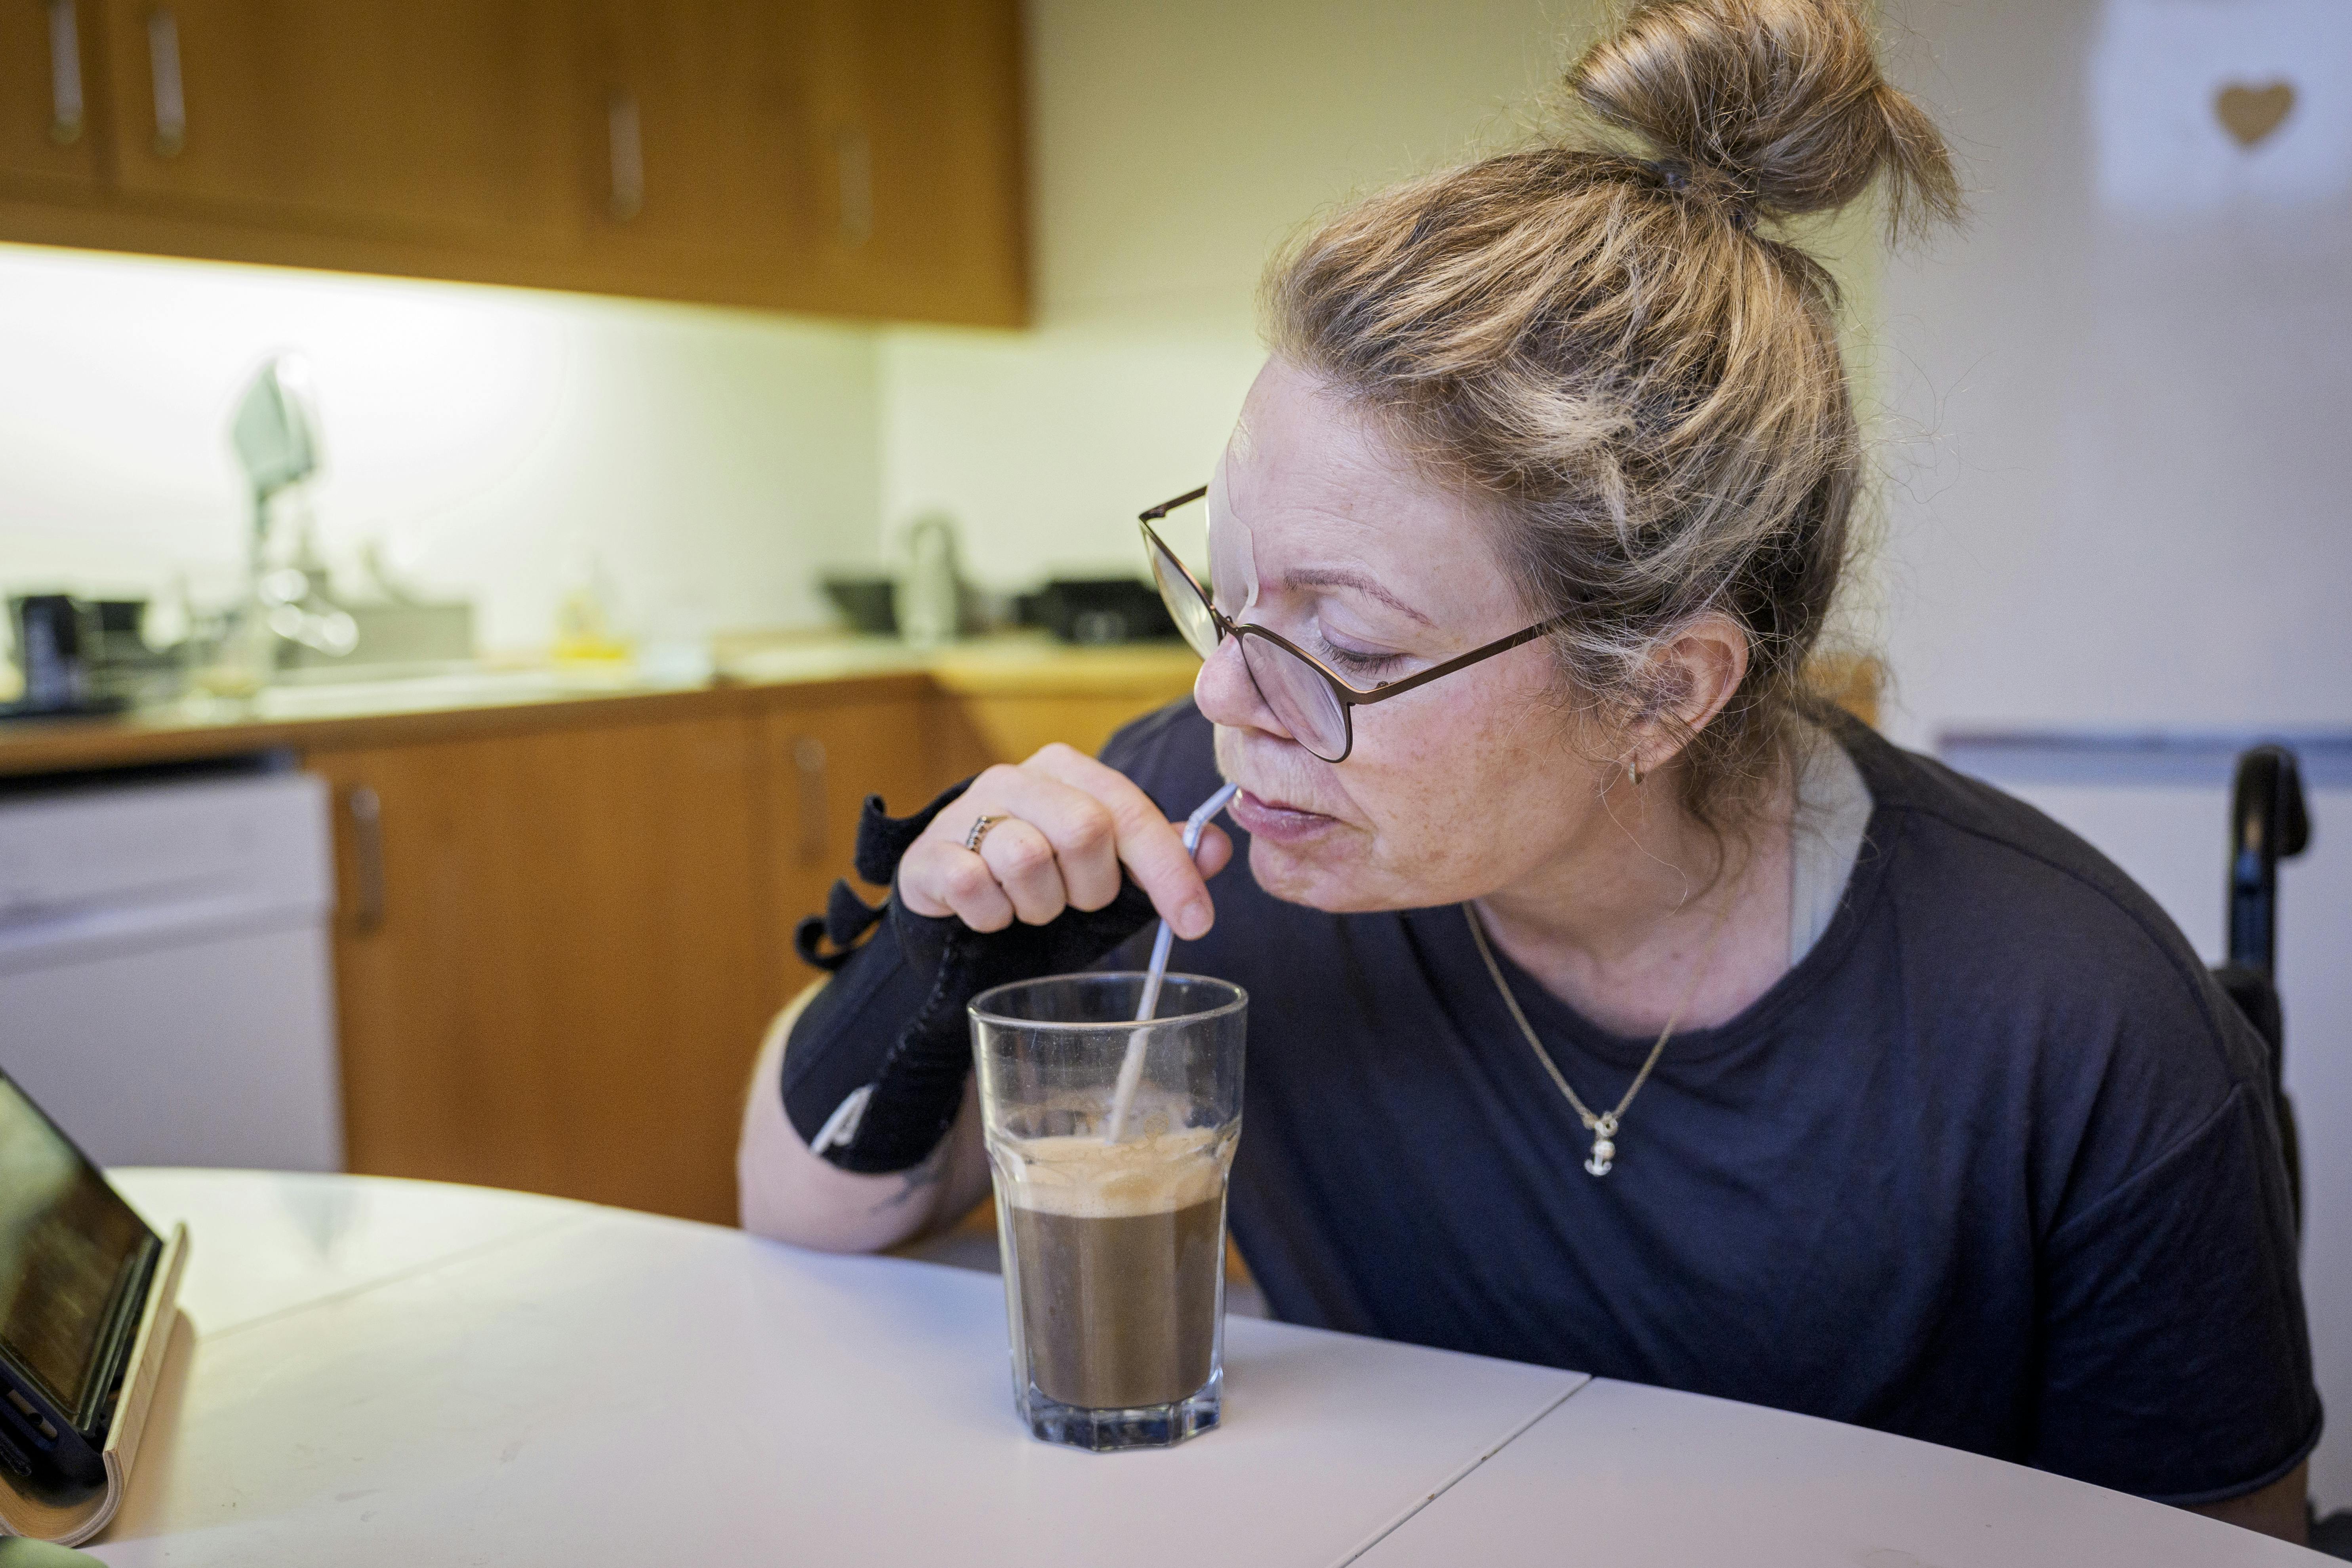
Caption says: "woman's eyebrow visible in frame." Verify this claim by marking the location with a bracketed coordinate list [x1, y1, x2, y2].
[1282, 567, 1437, 627]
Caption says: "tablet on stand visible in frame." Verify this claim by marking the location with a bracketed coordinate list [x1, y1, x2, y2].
[0, 1074, 190, 1548]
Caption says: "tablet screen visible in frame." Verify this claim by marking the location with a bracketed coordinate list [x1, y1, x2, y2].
[0, 1075, 158, 1422]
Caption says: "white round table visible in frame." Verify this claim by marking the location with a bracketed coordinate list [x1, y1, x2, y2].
[80, 1170, 2310, 1566]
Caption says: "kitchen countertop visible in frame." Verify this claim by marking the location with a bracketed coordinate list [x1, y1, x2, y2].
[0, 635, 1201, 778]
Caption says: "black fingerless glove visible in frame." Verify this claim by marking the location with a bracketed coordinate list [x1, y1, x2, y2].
[781, 781, 1159, 1174]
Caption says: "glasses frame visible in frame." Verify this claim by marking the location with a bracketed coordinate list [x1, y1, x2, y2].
[1139, 486, 1572, 763]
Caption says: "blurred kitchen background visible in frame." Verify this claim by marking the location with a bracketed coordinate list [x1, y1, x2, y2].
[0, 0, 2345, 1513]
[0, 3, 1588, 657]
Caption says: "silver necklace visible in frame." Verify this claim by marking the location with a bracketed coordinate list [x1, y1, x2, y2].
[1464, 900, 1731, 1177]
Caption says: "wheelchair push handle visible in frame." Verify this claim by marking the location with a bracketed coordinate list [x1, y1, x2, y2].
[2228, 745, 2310, 979]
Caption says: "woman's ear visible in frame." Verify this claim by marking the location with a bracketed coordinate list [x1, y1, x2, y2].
[1626, 612, 1750, 775]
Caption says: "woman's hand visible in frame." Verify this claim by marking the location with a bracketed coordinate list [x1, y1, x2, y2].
[898, 745, 1233, 939]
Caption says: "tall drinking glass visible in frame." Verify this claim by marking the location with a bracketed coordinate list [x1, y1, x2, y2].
[970, 973, 1247, 1452]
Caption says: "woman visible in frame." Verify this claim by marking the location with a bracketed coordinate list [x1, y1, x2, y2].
[739, 0, 2317, 1539]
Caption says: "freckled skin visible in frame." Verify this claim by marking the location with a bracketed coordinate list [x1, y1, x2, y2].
[1198, 358, 1795, 1036]
[1202, 357, 1639, 911]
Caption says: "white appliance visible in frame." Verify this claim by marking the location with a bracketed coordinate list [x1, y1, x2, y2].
[1884, 0, 2352, 1510]
[0, 766, 342, 1171]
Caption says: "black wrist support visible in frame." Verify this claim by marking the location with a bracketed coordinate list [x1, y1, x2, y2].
[781, 781, 1159, 1174]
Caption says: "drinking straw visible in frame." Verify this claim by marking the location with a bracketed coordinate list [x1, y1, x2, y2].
[1105, 782, 1239, 1143]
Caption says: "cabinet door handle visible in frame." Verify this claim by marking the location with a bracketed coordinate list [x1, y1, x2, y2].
[835, 128, 872, 248]
[606, 90, 643, 221]
[46, 0, 82, 145]
[792, 737, 828, 865]
[347, 785, 385, 934]
[147, 8, 185, 157]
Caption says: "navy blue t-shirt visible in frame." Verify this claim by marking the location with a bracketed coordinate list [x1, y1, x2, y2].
[1085, 701, 2318, 1504]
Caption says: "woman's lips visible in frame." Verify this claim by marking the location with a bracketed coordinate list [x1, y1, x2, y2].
[1229, 787, 1340, 845]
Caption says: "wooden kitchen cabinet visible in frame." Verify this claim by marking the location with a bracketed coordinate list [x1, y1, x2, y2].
[577, 0, 1025, 322]
[301, 681, 953, 1225]
[95, 0, 583, 254]
[756, 692, 949, 963]
[801, 0, 1027, 325]
[0, 0, 105, 200]
[0, 0, 1026, 324]
[579, 0, 820, 303]
[309, 710, 778, 1225]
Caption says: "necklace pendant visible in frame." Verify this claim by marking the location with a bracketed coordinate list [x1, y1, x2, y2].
[1584, 1114, 1618, 1177]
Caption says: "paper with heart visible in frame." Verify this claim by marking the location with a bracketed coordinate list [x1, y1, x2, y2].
[2216, 80, 2295, 147]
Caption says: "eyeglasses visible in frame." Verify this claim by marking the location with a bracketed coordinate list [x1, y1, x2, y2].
[1139, 486, 1570, 763]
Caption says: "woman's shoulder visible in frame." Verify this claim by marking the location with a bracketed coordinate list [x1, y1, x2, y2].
[1848, 726, 2213, 998]
[1847, 726, 2199, 971]
[1839, 723, 2269, 1110]
[1826, 726, 2289, 1245]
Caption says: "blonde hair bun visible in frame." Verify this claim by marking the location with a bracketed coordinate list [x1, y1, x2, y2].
[1570, 0, 1960, 234]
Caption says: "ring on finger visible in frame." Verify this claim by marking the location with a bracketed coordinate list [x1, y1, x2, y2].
[963, 813, 1008, 852]
[974, 816, 1067, 926]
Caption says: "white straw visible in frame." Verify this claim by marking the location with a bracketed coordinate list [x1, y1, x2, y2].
[1104, 783, 1238, 1143]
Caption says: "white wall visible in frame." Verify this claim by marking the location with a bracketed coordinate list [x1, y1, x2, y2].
[878, 0, 1577, 587]
[0, 246, 881, 653]
[1877, 0, 2352, 745]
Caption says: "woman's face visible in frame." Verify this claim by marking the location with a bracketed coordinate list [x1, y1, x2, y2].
[1200, 358, 1624, 913]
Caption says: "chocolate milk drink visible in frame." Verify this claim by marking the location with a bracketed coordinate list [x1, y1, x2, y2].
[999, 1127, 1229, 1410]
[972, 970, 1246, 1449]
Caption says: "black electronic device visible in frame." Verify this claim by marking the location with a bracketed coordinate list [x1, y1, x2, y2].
[0, 1073, 160, 1489]
[0, 597, 130, 723]
[1020, 577, 1180, 645]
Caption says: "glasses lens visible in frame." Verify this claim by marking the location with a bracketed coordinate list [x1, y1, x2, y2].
[1143, 527, 1221, 659]
[1240, 633, 1351, 761]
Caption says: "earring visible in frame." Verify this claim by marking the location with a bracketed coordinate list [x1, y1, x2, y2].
[1624, 757, 1644, 788]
